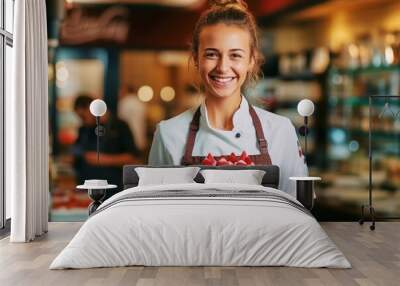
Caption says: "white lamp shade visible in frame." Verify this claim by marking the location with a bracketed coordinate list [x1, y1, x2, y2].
[89, 99, 107, 117]
[297, 99, 315, 117]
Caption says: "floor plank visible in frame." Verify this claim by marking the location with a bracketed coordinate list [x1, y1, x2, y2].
[0, 222, 399, 286]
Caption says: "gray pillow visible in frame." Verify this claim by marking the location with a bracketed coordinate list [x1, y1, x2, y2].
[135, 167, 200, 186]
[200, 169, 266, 185]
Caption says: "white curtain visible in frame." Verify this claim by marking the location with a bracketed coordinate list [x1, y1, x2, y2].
[7, 0, 49, 242]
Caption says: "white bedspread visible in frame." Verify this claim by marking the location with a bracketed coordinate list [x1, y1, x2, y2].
[50, 183, 351, 269]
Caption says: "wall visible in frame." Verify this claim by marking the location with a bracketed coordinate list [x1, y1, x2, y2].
[266, 1, 400, 53]
[119, 50, 200, 135]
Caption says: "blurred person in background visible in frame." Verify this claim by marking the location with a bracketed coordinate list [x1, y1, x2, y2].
[118, 85, 147, 152]
[73, 94, 140, 199]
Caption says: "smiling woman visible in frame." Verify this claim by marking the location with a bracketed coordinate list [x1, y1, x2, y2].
[199, 24, 251, 98]
[197, 23, 254, 130]
[148, 0, 308, 197]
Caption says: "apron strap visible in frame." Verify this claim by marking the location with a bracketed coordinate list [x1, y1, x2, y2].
[182, 103, 272, 165]
[182, 107, 201, 165]
[248, 105, 269, 155]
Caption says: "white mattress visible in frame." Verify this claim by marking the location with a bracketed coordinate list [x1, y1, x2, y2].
[50, 183, 350, 269]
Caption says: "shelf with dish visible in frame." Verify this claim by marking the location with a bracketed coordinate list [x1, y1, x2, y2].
[328, 94, 400, 107]
[327, 95, 400, 139]
[276, 72, 321, 81]
[326, 125, 400, 158]
[328, 124, 400, 139]
[330, 65, 400, 76]
[326, 62, 400, 145]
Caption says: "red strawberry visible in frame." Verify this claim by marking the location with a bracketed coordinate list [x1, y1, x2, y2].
[244, 156, 253, 165]
[235, 160, 247, 166]
[239, 151, 248, 162]
[206, 153, 214, 161]
[226, 160, 234, 166]
[217, 157, 230, 166]
[202, 158, 214, 166]
[228, 152, 238, 163]
[203, 153, 216, 165]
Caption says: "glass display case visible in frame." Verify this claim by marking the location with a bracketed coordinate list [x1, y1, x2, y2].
[320, 65, 400, 220]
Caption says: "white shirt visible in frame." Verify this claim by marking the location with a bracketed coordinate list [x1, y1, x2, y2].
[118, 95, 147, 151]
[148, 96, 308, 197]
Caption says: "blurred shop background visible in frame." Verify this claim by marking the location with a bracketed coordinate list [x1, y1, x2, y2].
[46, 0, 400, 221]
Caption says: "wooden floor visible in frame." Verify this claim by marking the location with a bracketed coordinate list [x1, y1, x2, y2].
[0, 222, 399, 286]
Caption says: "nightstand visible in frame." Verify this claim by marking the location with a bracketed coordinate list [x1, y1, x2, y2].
[77, 180, 117, 215]
[289, 177, 321, 210]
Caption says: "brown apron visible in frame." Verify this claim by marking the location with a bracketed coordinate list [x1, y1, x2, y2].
[181, 104, 272, 165]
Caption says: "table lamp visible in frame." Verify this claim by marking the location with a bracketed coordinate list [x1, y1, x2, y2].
[297, 99, 315, 164]
[289, 99, 320, 210]
[89, 99, 107, 164]
[76, 99, 116, 215]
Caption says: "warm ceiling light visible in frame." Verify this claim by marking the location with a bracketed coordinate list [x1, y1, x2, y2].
[348, 44, 359, 58]
[160, 86, 175, 102]
[56, 61, 69, 82]
[158, 51, 189, 66]
[56, 66, 69, 82]
[138, 85, 154, 102]
[385, 46, 394, 65]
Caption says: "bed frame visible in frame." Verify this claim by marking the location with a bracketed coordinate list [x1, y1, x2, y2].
[123, 165, 280, 190]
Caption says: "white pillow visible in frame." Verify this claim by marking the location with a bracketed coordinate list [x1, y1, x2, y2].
[135, 167, 200, 186]
[200, 169, 266, 185]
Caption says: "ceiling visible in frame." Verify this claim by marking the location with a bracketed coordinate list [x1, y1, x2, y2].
[63, 0, 314, 17]
[66, 0, 391, 17]
[65, 0, 205, 8]
[285, 0, 399, 22]
[57, 0, 399, 48]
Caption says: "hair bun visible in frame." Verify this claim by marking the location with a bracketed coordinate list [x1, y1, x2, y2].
[209, 0, 248, 10]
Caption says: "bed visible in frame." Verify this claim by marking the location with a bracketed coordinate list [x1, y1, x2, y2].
[50, 165, 350, 269]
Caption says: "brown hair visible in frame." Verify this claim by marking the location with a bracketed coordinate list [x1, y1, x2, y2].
[74, 94, 93, 110]
[191, 0, 264, 90]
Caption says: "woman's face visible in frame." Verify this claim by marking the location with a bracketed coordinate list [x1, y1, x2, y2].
[197, 23, 254, 99]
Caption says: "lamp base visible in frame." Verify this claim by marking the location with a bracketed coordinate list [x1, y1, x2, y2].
[95, 125, 106, 136]
[88, 189, 106, 215]
[296, 180, 314, 210]
[289, 177, 321, 210]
